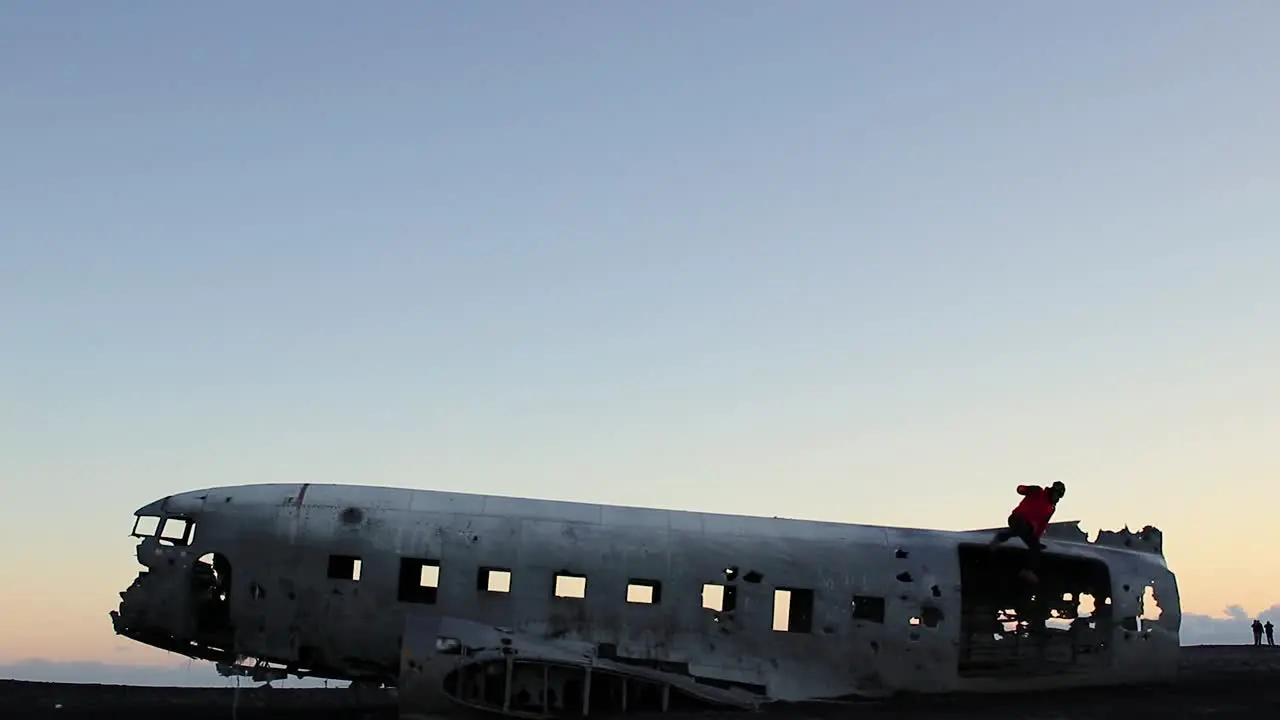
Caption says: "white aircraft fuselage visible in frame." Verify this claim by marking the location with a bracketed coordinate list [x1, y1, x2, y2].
[111, 482, 1180, 714]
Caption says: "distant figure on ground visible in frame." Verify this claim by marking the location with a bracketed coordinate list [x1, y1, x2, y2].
[988, 481, 1066, 585]
[1252, 619, 1264, 646]
[1266, 621, 1275, 646]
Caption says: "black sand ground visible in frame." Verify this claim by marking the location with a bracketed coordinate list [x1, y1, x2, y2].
[3, 645, 1278, 720]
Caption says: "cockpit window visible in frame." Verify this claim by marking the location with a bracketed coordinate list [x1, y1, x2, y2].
[132, 515, 196, 546]
[132, 515, 161, 537]
[159, 517, 195, 546]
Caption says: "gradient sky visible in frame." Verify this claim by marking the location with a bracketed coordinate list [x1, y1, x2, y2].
[3, 1, 1279, 677]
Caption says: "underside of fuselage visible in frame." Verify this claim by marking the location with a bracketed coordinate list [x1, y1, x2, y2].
[111, 482, 1181, 715]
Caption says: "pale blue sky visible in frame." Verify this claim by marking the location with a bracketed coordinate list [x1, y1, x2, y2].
[2, 1, 1279, 673]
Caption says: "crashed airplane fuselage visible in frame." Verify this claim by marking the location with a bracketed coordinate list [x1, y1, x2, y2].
[112, 483, 1179, 715]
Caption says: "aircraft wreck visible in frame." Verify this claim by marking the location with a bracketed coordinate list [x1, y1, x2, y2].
[111, 483, 1180, 718]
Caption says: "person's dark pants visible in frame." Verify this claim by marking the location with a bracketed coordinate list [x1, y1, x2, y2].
[993, 513, 1042, 569]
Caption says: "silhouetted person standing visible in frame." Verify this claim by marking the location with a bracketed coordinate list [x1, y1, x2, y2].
[1252, 619, 1264, 646]
[1266, 621, 1275, 646]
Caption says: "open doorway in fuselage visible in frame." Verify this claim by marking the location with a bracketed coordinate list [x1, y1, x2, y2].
[191, 552, 234, 645]
[957, 543, 1114, 677]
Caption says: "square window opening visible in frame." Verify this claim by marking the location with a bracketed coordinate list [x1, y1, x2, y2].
[852, 595, 886, 623]
[553, 572, 587, 599]
[701, 583, 737, 613]
[397, 557, 439, 604]
[772, 587, 815, 633]
[626, 579, 663, 604]
[328, 554, 362, 581]
[478, 567, 512, 593]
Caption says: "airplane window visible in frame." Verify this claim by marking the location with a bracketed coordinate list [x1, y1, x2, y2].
[420, 563, 440, 588]
[478, 567, 511, 593]
[158, 517, 195, 546]
[851, 595, 886, 623]
[330, 555, 364, 582]
[772, 587, 814, 633]
[397, 558, 438, 604]
[132, 516, 161, 537]
[553, 572, 587, 599]
[627, 579, 662, 604]
[702, 583, 737, 612]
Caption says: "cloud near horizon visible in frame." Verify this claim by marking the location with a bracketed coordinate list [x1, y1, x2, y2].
[3, 605, 1276, 686]
[1179, 603, 1280, 646]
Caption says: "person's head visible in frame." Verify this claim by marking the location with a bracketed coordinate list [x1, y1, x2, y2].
[1049, 481, 1066, 502]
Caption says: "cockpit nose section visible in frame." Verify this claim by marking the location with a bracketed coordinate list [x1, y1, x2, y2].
[111, 489, 235, 664]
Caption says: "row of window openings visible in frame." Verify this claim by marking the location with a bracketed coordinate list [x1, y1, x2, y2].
[327, 555, 892, 633]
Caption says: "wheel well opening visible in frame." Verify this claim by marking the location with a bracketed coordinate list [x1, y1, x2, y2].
[443, 659, 744, 716]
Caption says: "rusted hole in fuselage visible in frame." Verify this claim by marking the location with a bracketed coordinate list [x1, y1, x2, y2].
[922, 606, 943, 627]
[895, 548, 909, 559]
[896, 572, 913, 583]
[1140, 584, 1162, 623]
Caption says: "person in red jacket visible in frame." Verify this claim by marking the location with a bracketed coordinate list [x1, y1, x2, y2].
[988, 481, 1066, 584]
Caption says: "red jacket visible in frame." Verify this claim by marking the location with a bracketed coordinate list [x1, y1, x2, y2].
[1011, 485, 1057, 538]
